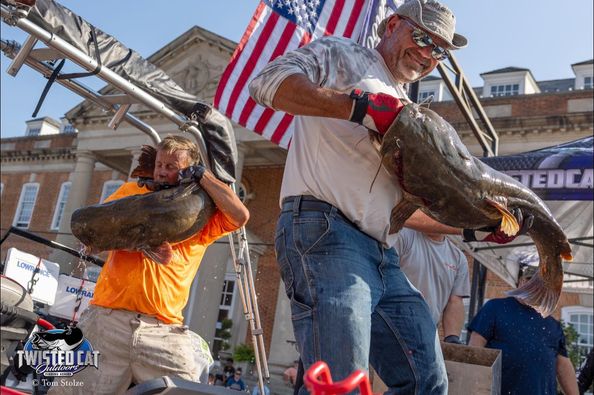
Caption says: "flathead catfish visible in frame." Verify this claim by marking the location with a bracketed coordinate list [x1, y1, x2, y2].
[70, 146, 215, 264]
[379, 104, 572, 317]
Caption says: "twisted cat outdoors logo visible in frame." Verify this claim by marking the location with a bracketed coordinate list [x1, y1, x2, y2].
[16, 327, 99, 376]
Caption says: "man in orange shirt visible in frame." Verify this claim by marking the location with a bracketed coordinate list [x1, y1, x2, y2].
[50, 136, 249, 394]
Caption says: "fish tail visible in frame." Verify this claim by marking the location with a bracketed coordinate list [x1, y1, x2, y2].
[507, 270, 563, 318]
[130, 145, 157, 179]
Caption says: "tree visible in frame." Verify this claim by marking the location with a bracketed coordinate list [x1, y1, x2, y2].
[560, 320, 580, 369]
[233, 343, 255, 363]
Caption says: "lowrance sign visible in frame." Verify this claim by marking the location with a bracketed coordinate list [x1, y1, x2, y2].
[48, 275, 96, 321]
[3, 248, 60, 305]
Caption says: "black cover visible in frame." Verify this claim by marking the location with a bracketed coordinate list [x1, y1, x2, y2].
[25, 0, 237, 183]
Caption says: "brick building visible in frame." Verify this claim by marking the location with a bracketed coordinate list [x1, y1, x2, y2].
[1, 23, 592, 385]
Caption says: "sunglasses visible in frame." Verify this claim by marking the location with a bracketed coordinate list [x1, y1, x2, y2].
[403, 19, 449, 61]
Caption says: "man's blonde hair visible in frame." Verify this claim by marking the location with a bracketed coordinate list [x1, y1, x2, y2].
[157, 135, 200, 165]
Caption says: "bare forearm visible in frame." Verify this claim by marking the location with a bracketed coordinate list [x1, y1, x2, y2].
[442, 296, 465, 338]
[271, 74, 352, 119]
[468, 332, 487, 347]
[404, 209, 462, 235]
[199, 171, 249, 228]
[557, 356, 579, 395]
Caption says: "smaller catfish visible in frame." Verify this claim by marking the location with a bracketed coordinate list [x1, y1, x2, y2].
[70, 146, 216, 265]
[378, 104, 572, 317]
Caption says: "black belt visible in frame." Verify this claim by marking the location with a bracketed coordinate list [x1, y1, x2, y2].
[281, 195, 351, 224]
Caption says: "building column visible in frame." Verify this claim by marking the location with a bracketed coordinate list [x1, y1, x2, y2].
[50, 150, 96, 274]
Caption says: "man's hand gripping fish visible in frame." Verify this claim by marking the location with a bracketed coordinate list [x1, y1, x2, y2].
[379, 103, 573, 317]
[70, 146, 215, 265]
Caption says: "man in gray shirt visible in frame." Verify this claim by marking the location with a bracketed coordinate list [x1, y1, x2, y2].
[394, 228, 470, 344]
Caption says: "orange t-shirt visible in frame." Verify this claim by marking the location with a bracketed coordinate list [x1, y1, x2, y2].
[91, 182, 238, 324]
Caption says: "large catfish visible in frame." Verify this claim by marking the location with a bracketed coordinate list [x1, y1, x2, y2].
[70, 146, 216, 264]
[379, 103, 572, 317]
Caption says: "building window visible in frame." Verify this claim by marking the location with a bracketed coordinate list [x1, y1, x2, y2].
[62, 124, 77, 134]
[212, 276, 237, 359]
[99, 180, 124, 203]
[490, 84, 520, 97]
[27, 128, 41, 136]
[418, 91, 436, 102]
[562, 306, 593, 364]
[13, 183, 40, 228]
[584, 76, 593, 89]
[51, 182, 71, 230]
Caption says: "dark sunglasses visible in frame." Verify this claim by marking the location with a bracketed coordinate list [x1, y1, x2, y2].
[403, 19, 449, 61]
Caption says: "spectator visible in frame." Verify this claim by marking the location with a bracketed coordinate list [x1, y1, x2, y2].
[225, 367, 246, 391]
[468, 266, 579, 395]
[223, 357, 236, 379]
[251, 383, 270, 395]
[283, 360, 298, 386]
[394, 228, 470, 344]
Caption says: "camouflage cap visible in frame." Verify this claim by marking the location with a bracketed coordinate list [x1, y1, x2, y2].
[378, 0, 468, 49]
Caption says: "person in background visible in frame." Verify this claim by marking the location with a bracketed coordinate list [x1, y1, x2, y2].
[468, 266, 579, 395]
[251, 382, 271, 395]
[223, 357, 236, 379]
[283, 360, 298, 387]
[225, 367, 246, 391]
[394, 228, 470, 344]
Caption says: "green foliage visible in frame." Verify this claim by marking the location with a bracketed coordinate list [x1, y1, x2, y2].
[233, 343, 255, 362]
[560, 320, 581, 369]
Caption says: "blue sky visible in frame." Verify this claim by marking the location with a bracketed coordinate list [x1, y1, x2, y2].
[1, 0, 592, 138]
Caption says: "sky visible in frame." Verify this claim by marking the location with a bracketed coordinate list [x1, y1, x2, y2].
[1, 0, 592, 138]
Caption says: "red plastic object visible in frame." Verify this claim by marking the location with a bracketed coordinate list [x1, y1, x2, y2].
[304, 361, 376, 395]
[1, 386, 29, 395]
[36, 318, 54, 330]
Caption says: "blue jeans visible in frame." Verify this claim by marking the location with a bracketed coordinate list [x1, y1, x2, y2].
[275, 198, 447, 395]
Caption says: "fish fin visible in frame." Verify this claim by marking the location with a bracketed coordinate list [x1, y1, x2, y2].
[130, 145, 157, 179]
[169, 183, 199, 200]
[484, 198, 519, 236]
[389, 199, 418, 234]
[142, 242, 173, 265]
[507, 271, 562, 318]
[561, 242, 573, 261]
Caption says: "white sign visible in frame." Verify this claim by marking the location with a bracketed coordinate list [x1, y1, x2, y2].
[48, 274, 96, 321]
[3, 248, 60, 305]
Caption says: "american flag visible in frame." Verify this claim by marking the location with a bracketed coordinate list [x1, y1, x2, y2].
[214, 0, 368, 148]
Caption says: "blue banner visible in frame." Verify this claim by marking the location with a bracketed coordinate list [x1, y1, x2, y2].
[482, 137, 593, 201]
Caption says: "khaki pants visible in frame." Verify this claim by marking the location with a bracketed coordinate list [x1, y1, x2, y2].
[47, 305, 197, 395]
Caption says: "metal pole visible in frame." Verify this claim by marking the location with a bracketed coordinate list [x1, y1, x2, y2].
[0, 39, 161, 144]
